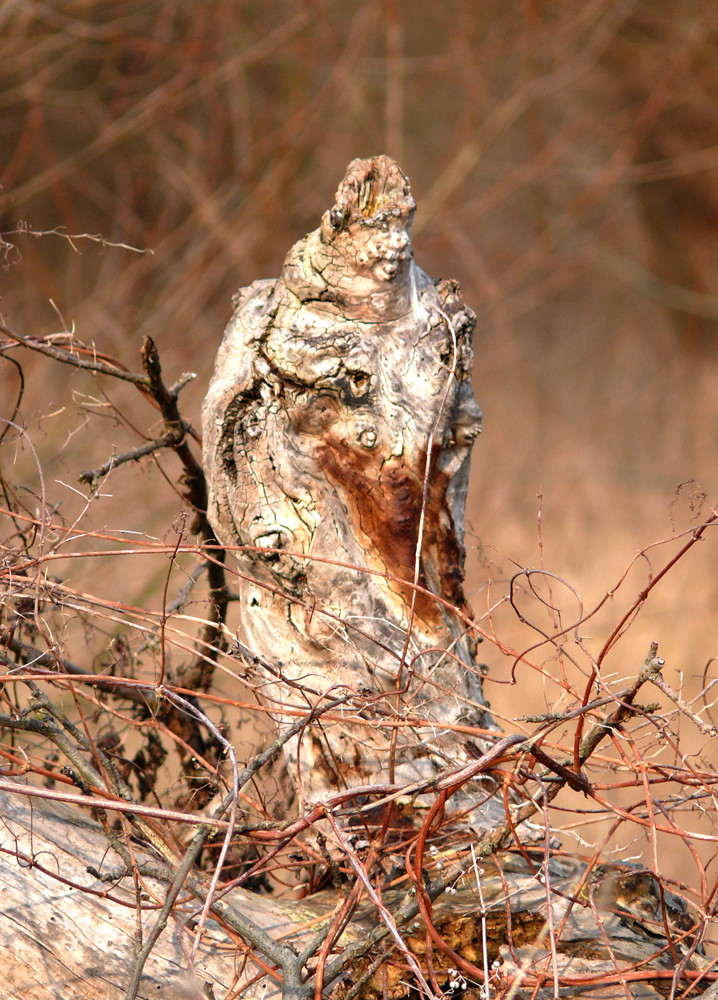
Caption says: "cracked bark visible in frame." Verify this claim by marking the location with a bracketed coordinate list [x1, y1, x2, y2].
[202, 155, 499, 818]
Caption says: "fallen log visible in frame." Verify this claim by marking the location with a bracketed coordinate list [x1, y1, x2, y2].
[0, 785, 706, 998]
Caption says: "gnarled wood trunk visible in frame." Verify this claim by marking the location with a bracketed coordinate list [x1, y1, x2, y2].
[203, 156, 498, 816]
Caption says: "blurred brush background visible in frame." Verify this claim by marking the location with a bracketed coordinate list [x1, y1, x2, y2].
[1, 1, 717, 868]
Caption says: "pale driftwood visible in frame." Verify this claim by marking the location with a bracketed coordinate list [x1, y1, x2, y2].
[202, 155, 499, 818]
[0, 784, 327, 999]
[0, 788, 231, 999]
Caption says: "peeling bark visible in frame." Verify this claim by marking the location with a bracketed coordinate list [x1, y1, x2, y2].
[203, 156, 498, 811]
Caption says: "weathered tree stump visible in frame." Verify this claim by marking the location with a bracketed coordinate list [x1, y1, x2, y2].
[202, 155, 499, 818]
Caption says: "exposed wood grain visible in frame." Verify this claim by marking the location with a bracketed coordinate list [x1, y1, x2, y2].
[0, 789, 227, 998]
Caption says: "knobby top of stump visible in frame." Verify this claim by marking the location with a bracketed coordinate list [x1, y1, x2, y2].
[280, 155, 420, 322]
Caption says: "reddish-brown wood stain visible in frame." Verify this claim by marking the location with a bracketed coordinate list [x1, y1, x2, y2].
[316, 432, 469, 629]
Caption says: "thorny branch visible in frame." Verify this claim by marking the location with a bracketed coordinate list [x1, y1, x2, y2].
[139, 335, 228, 691]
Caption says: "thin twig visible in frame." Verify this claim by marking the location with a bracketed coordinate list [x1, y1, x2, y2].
[78, 432, 189, 486]
[123, 820, 212, 1000]
[645, 659, 718, 739]
[0, 322, 150, 387]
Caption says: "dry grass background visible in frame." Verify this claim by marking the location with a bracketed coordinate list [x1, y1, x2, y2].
[2, 1, 718, 887]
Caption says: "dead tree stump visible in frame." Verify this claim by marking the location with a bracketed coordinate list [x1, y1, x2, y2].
[203, 155, 498, 816]
[201, 156, 710, 996]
